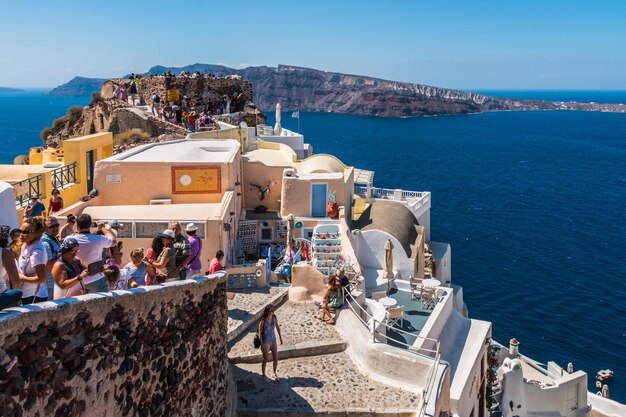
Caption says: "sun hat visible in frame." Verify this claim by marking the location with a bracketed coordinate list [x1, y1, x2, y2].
[185, 223, 198, 232]
[158, 229, 175, 239]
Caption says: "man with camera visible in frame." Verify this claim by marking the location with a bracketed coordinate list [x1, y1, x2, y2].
[72, 214, 116, 293]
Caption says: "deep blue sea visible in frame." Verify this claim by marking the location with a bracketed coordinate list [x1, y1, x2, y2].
[1, 89, 625, 402]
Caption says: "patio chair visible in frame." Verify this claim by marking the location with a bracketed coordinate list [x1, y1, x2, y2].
[386, 305, 404, 328]
[371, 290, 387, 301]
[410, 275, 423, 300]
[420, 288, 438, 309]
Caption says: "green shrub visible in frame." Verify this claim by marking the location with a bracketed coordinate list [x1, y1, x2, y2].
[52, 115, 69, 129]
[113, 129, 150, 146]
[91, 92, 105, 104]
[67, 106, 84, 123]
[40, 127, 53, 140]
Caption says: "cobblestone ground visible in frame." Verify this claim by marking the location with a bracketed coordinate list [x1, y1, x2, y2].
[233, 352, 421, 411]
[229, 301, 340, 357]
[227, 287, 288, 334]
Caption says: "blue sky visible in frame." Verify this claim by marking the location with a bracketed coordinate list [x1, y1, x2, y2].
[1, 0, 625, 89]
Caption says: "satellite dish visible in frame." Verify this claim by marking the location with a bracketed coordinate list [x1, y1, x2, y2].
[13, 155, 29, 165]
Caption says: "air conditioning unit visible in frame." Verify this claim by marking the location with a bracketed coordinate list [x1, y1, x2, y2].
[150, 199, 172, 205]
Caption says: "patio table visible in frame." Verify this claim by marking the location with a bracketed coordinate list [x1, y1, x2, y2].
[378, 297, 397, 308]
[422, 278, 441, 289]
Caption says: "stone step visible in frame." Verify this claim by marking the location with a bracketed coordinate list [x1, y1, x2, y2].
[237, 407, 418, 416]
[229, 338, 346, 364]
[227, 287, 289, 343]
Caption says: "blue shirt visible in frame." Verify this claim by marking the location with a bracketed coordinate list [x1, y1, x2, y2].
[262, 316, 277, 344]
[27, 201, 45, 217]
[41, 233, 60, 282]
[126, 261, 147, 286]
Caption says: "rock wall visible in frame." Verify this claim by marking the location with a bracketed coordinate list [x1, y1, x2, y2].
[102, 77, 253, 108]
[0, 275, 228, 417]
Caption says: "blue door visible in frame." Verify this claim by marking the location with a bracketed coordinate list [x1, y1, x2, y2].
[311, 184, 327, 217]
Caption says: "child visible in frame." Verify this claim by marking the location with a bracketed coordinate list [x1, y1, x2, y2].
[125, 248, 148, 287]
[103, 265, 131, 291]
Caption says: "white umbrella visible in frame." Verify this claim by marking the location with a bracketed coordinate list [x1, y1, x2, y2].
[383, 239, 394, 294]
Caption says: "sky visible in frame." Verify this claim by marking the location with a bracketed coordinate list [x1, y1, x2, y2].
[1, 0, 625, 90]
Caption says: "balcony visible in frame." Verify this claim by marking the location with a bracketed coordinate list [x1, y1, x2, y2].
[354, 185, 431, 221]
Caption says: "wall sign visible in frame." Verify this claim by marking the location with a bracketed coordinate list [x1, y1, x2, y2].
[106, 174, 122, 183]
[172, 166, 221, 194]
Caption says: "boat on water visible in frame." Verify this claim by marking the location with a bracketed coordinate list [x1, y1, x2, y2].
[0, 102, 623, 417]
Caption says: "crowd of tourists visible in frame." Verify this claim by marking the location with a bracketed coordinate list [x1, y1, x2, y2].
[111, 73, 246, 132]
[0, 214, 226, 309]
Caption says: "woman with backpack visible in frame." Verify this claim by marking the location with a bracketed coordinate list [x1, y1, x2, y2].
[257, 304, 283, 380]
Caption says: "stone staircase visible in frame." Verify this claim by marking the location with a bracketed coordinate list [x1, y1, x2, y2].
[227, 298, 422, 416]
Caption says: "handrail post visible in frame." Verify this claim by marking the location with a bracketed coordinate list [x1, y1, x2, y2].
[372, 318, 376, 342]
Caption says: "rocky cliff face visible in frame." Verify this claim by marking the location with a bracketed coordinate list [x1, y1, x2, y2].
[50, 64, 626, 117]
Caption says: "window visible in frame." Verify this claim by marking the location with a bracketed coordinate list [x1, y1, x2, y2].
[260, 227, 273, 242]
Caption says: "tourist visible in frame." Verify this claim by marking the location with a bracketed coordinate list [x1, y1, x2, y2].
[125, 248, 148, 287]
[72, 214, 116, 293]
[151, 91, 161, 116]
[207, 250, 224, 275]
[9, 229, 22, 260]
[185, 223, 203, 278]
[319, 275, 343, 325]
[41, 217, 62, 295]
[17, 217, 48, 304]
[103, 265, 120, 290]
[52, 237, 87, 299]
[58, 214, 76, 241]
[24, 195, 45, 218]
[129, 80, 138, 105]
[105, 220, 124, 264]
[258, 304, 283, 380]
[146, 229, 177, 282]
[47, 189, 64, 215]
[145, 236, 164, 284]
[169, 222, 190, 280]
[276, 239, 296, 283]
[0, 225, 22, 309]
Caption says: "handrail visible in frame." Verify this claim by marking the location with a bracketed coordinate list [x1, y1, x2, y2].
[343, 290, 441, 416]
[51, 162, 77, 190]
[11, 175, 42, 209]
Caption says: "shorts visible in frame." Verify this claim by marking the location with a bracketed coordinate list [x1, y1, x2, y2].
[261, 341, 277, 355]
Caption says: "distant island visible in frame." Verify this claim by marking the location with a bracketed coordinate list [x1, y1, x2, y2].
[48, 64, 626, 117]
[0, 87, 25, 93]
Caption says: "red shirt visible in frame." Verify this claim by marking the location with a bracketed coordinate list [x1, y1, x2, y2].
[207, 258, 223, 275]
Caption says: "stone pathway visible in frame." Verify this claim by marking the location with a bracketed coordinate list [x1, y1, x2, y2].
[229, 301, 339, 358]
[227, 287, 288, 337]
[232, 352, 421, 414]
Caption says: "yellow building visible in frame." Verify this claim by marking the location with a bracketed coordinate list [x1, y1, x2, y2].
[0, 132, 113, 222]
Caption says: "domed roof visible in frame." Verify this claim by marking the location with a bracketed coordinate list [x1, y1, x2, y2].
[352, 200, 419, 257]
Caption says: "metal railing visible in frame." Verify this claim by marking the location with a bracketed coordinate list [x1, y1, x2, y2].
[354, 186, 430, 203]
[51, 162, 77, 190]
[344, 290, 441, 417]
[12, 175, 42, 209]
[354, 185, 368, 195]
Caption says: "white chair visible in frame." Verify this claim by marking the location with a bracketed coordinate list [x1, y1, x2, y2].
[371, 290, 387, 301]
[410, 275, 423, 300]
[386, 305, 404, 328]
[420, 288, 438, 309]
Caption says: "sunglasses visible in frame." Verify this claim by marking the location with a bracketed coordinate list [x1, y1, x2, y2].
[48, 224, 60, 228]
[19, 229, 32, 234]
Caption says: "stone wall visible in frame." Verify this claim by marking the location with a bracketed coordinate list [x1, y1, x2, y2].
[0, 274, 228, 417]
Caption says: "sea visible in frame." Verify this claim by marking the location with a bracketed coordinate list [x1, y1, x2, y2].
[1, 89, 625, 402]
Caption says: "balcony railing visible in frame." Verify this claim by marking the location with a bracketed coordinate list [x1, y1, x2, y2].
[354, 185, 430, 202]
[12, 175, 42, 209]
[51, 163, 77, 190]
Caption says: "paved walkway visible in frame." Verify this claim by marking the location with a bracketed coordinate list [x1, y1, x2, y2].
[233, 352, 421, 413]
[227, 287, 288, 336]
[229, 301, 339, 358]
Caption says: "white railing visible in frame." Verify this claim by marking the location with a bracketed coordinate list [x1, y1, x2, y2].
[344, 290, 441, 417]
[354, 186, 431, 204]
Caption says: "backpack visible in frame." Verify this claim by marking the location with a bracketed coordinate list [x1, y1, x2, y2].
[153, 94, 160, 103]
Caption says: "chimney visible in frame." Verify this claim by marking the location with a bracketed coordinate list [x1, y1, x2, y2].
[510, 338, 520, 357]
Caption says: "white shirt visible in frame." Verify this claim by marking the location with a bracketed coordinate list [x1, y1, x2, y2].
[72, 233, 113, 284]
[18, 241, 48, 298]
